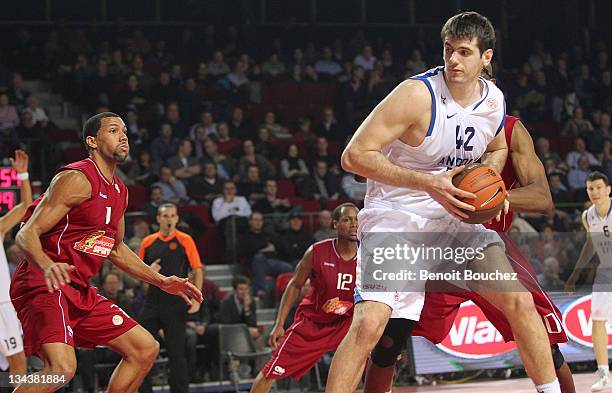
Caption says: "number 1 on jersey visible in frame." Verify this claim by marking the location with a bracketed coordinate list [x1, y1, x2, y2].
[337, 273, 353, 291]
[105, 206, 111, 224]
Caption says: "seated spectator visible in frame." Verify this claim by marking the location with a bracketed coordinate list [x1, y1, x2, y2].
[537, 257, 565, 290]
[218, 275, 263, 345]
[167, 139, 201, 181]
[277, 213, 313, 265]
[561, 106, 593, 136]
[151, 71, 179, 112]
[262, 53, 286, 78]
[313, 210, 335, 242]
[353, 45, 376, 71]
[566, 137, 600, 169]
[567, 155, 591, 190]
[99, 272, 134, 317]
[315, 47, 342, 77]
[23, 95, 48, 127]
[238, 165, 265, 204]
[128, 149, 157, 187]
[143, 186, 164, 224]
[303, 65, 319, 82]
[229, 106, 250, 139]
[152, 165, 191, 205]
[405, 49, 427, 75]
[341, 172, 367, 201]
[179, 78, 205, 123]
[0, 93, 19, 135]
[316, 106, 342, 142]
[300, 160, 340, 206]
[226, 60, 250, 90]
[188, 162, 222, 205]
[109, 49, 130, 76]
[7, 72, 30, 110]
[254, 125, 278, 159]
[208, 51, 230, 78]
[127, 219, 151, 253]
[216, 121, 241, 155]
[150, 122, 179, 164]
[119, 74, 149, 113]
[281, 143, 309, 181]
[263, 111, 291, 140]
[190, 111, 217, 139]
[238, 139, 276, 180]
[536, 137, 562, 165]
[203, 137, 236, 180]
[125, 110, 149, 148]
[543, 158, 568, 184]
[549, 174, 572, 211]
[163, 102, 189, 138]
[289, 64, 303, 83]
[588, 112, 610, 155]
[130, 54, 156, 90]
[240, 212, 294, 295]
[293, 117, 317, 146]
[310, 136, 339, 173]
[211, 181, 252, 223]
[253, 180, 291, 215]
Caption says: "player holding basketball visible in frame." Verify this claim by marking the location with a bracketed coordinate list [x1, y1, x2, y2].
[566, 171, 612, 391]
[249, 203, 358, 393]
[10, 112, 202, 393]
[362, 65, 575, 393]
[0, 150, 31, 380]
[327, 11, 561, 393]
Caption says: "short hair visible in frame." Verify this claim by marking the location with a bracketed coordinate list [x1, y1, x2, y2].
[441, 11, 496, 54]
[232, 275, 250, 289]
[103, 272, 120, 283]
[587, 171, 610, 186]
[332, 203, 358, 221]
[157, 202, 177, 215]
[82, 112, 120, 148]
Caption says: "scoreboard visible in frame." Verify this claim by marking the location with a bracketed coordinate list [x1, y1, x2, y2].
[0, 167, 22, 211]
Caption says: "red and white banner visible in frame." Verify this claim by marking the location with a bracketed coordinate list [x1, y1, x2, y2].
[562, 295, 612, 348]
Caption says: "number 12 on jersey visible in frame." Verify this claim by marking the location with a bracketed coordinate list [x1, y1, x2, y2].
[337, 273, 353, 291]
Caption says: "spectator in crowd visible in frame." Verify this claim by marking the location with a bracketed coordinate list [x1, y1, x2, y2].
[313, 209, 335, 241]
[566, 137, 600, 169]
[151, 71, 179, 113]
[127, 219, 151, 253]
[164, 102, 189, 138]
[188, 161, 223, 205]
[216, 121, 241, 155]
[536, 137, 562, 165]
[88, 59, 113, 109]
[240, 212, 294, 295]
[23, 95, 48, 127]
[262, 111, 291, 140]
[238, 164, 266, 204]
[293, 117, 317, 146]
[561, 106, 594, 136]
[144, 186, 164, 224]
[167, 139, 201, 181]
[238, 139, 276, 180]
[262, 53, 286, 78]
[341, 171, 367, 201]
[179, 78, 204, 123]
[203, 137, 235, 180]
[405, 49, 427, 75]
[208, 51, 230, 78]
[354, 44, 376, 71]
[128, 149, 157, 186]
[588, 112, 610, 155]
[99, 272, 134, 317]
[568, 155, 592, 190]
[152, 165, 191, 205]
[226, 60, 250, 91]
[277, 213, 313, 265]
[190, 111, 217, 139]
[229, 106, 250, 139]
[211, 180, 252, 223]
[281, 143, 310, 181]
[253, 180, 292, 215]
[339, 65, 368, 127]
[301, 160, 340, 206]
[130, 54, 155, 90]
[537, 257, 565, 290]
[125, 109, 149, 147]
[109, 49, 130, 76]
[219, 275, 263, 346]
[119, 74, 149, 113]
[7, 72, 30, 110]
[254, 125, 278, 159]
[317, 106, 342, 142]
[150, 122, 179, 163]
[315, 47, 342, 77]
[309, 136, 338, 173]
[549, 174, 572, 211]
[573, 64, 597, 110]
[0, 93, 19, 135]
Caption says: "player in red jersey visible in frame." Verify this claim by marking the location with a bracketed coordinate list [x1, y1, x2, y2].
[10, 112, 202, 393]
[249, 203, 358, 393]
[362, 66, 575, 393]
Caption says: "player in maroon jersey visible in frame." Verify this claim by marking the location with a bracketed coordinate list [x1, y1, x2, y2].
[249, 203, 358, 393]
[361, 66, 575, 393]
[10, 112, 202, 393]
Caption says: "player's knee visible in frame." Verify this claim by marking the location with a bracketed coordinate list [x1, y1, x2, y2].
[141, 339, 160, 365]
[500, 292, 535, 316]
[353, 316, 386, 347]
[48, 356, 77, 381]
[371, 319, 413, 368]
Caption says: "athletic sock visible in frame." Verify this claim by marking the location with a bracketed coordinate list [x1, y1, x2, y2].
[535, 378, 561, 393]
[598, 365, 610, 375]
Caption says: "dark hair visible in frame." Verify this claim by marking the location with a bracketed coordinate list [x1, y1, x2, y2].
[232, 275, 250, 289]
[441, 11, 496, 54]
[587, 171, 610, 186]
[157, 202, 177, 215]
[82, 112, 120, 149]
[332, 202, 358, 222]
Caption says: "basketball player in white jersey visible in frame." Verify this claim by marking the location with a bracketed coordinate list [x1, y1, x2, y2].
[326, 11, 561, 393]
[0, 150, 31, 378]
[566, 171, 612, 391]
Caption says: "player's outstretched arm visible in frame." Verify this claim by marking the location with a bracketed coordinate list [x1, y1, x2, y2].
[342, 80, 476, 218]
[268, 245, 314, 348]
[0, 150, 33, 236]
[15, 170, 91, 292]
[565, 211, 596, 293]
[507, 121, 554, 215]
[481, 128, 508, 175]
[108, 216, 203, 305]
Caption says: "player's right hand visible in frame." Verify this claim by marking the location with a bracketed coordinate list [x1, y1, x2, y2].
[425, 166, 477, 220]
[268, 324, 285, 348]
[43, 262, 77, 293]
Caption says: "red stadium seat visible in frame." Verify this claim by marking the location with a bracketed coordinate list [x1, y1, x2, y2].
[177, 205, 212, 224]
[276, 180, 296, 198]
[126, 184, 146, 211]
[275, 272, 294, 300]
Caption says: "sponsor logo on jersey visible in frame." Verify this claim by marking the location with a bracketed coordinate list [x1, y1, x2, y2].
[169, 242, 178, 251]
[436, 301, 516, 359]
[99, 192, 107, 199]
[273, 365, 285, 375]
[323, 262, 335, 268]
[446, 113, 457, 119]
[74, 230, 115, 258]
[562, 295, 612, 348]
[112, 315, 124, 326]
[438, 157, 476, 168]
[322, 297, 353, 315]
[486, 98, 498, 109]
[67, 325, 73, 337]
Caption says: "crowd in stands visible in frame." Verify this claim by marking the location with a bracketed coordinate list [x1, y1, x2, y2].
[0, 21, 609, 386]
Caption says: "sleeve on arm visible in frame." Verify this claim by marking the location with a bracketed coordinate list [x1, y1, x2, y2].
[178, 232, 203, 269]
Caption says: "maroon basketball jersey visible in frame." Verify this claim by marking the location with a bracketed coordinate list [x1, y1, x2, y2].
[296, 238, 357, 324]
[12, 158, 128, 290]
[485, 115, 519, 232]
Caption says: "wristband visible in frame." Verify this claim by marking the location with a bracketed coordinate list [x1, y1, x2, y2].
[18, 172, 29, 181]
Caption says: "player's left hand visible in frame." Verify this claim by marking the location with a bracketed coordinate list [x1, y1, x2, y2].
[160, 275, 203, 305]
[187, 301, 201, 314]
[11, 149, 29, 173]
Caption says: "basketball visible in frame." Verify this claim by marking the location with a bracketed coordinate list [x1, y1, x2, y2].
[452, 163, 507, 224]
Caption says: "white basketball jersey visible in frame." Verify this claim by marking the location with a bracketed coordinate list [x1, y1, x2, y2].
[585, 200, 612, 268]
[0, 235, 10, 303]
[365, 66, 506, 219]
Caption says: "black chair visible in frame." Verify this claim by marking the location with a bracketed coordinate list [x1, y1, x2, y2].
[218, 324, 272, 392]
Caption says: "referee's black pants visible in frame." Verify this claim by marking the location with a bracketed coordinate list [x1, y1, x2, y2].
[138, 301, 189, 393]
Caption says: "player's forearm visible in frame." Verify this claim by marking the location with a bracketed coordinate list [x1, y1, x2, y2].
[274, 284, 301, 327]
[109, 243, 164, 286]
[480, 148, 507, 174]
[341, 150, 431, 191]
[570, 240, 596, 277]
[15, 228, 56, 270]
[19, 177, 33, 206]
[507, 185, 554, 215]
[192, 267, 204, 291]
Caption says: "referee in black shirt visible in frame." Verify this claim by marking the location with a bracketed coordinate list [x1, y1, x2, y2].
[138, 203, 204, 393]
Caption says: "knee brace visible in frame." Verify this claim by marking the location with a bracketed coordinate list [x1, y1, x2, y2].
[371, 319, 414, 368]
[551, 344, 565, 370]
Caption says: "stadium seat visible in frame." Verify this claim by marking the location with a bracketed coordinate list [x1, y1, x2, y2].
[276, 179, 296, 198]
[275, 272, 294, 301]
[126, 184, 146, 211]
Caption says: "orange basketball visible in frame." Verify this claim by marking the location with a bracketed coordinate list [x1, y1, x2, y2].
[451, 163, 507, 224]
